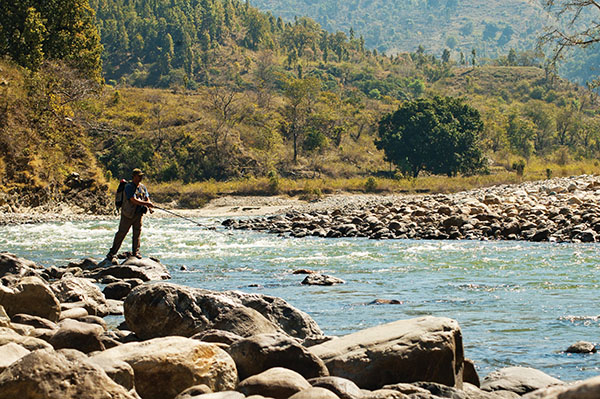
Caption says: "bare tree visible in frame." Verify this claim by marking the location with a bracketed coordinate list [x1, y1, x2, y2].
[541, 1, 600, 86]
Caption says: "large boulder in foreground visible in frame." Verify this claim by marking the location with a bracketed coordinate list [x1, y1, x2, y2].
[90, 336, 237, 399]
[523, 375, 600, 399]
[309, 316, 464, 390]
[0, 348, 136, 399]
[0, 276, 60, 322]
[124, 283, 322, 340]
[228, 333, 328, 380]
[481, 367, 563, 395]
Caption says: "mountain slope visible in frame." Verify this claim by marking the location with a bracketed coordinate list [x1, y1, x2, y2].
[250, 0, 549, 57]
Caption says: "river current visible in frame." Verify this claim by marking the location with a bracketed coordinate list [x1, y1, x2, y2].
[2, 215, 600, 382]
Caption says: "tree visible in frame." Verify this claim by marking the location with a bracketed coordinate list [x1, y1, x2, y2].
[0, 0, 103, 83]
[376, 96, 486, 177]
[541, 0, 600, 86]
[280, 75, 321, 162]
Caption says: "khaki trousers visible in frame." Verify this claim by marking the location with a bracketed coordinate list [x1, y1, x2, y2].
[108, 212, 143, 256]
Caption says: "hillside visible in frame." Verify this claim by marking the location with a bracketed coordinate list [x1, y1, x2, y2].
[250, 0, 548, 58]
[2, 0, 600, 211]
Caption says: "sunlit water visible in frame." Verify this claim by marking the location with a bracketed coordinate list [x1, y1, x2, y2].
[2, 216, 600, 382]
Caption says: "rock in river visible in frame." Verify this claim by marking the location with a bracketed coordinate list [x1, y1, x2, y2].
[309, 316, 464, 390]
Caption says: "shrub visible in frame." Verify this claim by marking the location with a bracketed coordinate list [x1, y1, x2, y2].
[365, 176, 377, 192]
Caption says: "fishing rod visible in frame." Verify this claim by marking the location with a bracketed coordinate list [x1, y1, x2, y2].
[153, 205, 224, 232]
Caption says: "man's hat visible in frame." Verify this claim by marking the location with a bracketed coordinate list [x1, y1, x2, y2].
[132, 168, 144, 177]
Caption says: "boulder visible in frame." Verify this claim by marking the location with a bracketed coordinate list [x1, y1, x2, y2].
[222, 290, 323, 339]
[463, 358, 480, 387]
[289, 387, 340, 399]
[96, 258, 170, 281]
[104, 281, 135, 300]
[0, 276, 61, 322]
[11, 313, 58, 330]
[0, 252, 41, 278]
[381, 382, 442, 397]
[361, 389, 409, 399]
[124, 283, 322, 340]
[309, 316, 464, 389]
[67, 257, 98, 270]
[237, 367, 312, 399]
[0, 327, 53, 350]
[565, 340, 596, 353]
[192, 329, 244, 345]
[522, 375, 600, 399]
[49, 319, 106, 353]
[462, 383, 507, 399]
[301, 274, 345, 286]
[308, 377, 363, 399]
[88, 355, 136, 391]
[90, 336, 237, 399]
[177, 392, 244, 399]
[173, 384, 212, 399]
[480, 367, 563, 395]
[228, 333, 329, 380]
[211, 307, 282, 337]
[0, 342, 30, 373]
[0, 348, 137, 399]
[51, 276, 109, 316]
[59, 306, 89, 320]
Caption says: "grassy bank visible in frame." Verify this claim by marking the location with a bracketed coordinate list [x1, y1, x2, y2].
[139, 158, 600, 208]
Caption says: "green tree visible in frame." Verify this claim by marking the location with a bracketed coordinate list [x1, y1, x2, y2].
[377, 96, 486, 177]
[0, 0, 103, 83]
[281, 75, 321, 162]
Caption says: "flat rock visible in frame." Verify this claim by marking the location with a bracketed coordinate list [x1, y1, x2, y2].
[90, 336, 237, 399]
[481, 367, 563, 395]
[237, 367, 312, 399]
[228, 333, 328, 380]
[11, 313, 58, 330]
[0, 342, 30, 373]
[310, 316, 464, 389]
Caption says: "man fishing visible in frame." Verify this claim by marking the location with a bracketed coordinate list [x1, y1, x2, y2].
[105, 168, 154, 262]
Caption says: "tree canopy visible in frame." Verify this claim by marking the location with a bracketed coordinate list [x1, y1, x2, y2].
[0, 0, 103, 83]
[377, 96, 486, 177]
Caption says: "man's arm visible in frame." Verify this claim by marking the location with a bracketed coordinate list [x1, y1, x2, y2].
[129, 197, 154, 208]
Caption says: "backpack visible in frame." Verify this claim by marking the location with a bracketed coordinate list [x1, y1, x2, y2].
[115, 179, 128, 208]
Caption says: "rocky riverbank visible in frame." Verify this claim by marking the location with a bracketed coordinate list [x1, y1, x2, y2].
[0, 251, 599, 398]
[224, 175, 600, 243]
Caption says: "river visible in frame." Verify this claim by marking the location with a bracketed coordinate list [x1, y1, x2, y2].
[2, 215, 600, 382]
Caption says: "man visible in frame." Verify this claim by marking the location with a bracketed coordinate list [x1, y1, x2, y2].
[106, 168, 154, 262]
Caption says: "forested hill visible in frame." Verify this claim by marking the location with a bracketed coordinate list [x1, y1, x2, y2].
[250, 0, 548, 58]
[93, 0, 375, 88]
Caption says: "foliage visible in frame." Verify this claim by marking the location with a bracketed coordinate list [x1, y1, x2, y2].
[0, 0, 103, 83]
[377, 96, 486, 177]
